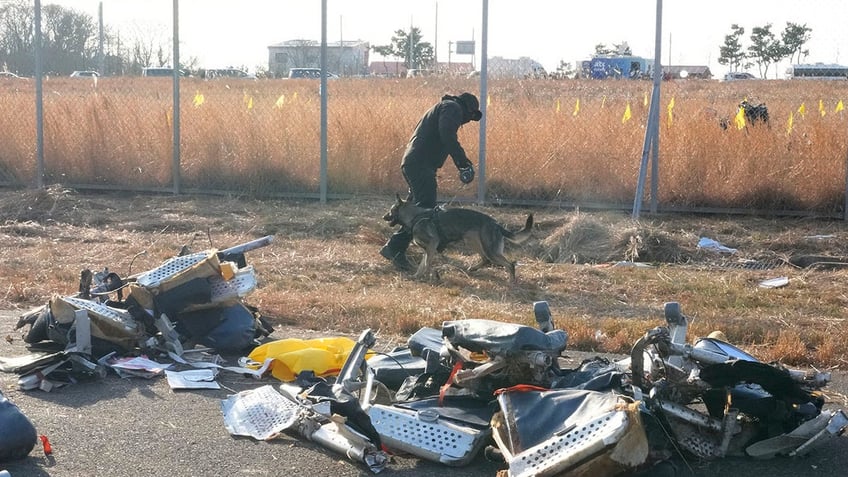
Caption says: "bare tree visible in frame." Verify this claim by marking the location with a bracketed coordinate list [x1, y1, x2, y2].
[0, 0, 35, 75]
[41, 4, 97, 74]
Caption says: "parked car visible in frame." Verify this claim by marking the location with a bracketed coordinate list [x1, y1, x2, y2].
[287, 68, 338, 79]
[142, 67, 187, 77]
[203, 68, 256, 80]
[70, 70, 99, 78]
[723, 71, 756, 81]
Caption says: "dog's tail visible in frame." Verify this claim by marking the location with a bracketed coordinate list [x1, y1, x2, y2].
[504, 213, 534, 244]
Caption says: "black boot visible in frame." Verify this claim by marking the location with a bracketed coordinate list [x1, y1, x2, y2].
[381, 228, 414, 272]
[380, 245, 414, 272]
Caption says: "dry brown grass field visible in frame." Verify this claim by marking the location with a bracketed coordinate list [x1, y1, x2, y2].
[1, 187, 847, 369]
[0, 76, 846, 212]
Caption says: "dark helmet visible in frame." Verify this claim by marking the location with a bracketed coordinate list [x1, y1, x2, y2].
[457, 92, 483, 121]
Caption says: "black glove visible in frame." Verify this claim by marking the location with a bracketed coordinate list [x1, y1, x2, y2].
[458, 165, 475, 184]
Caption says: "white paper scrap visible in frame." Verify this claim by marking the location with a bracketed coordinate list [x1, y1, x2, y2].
[165, 369, 221, 390]
[759, 277, 789, 289]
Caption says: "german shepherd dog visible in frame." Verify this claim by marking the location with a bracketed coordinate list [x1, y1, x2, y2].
[383, 195, 533, 282]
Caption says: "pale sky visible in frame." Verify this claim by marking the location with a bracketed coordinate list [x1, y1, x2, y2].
[49, 1, 848, 76]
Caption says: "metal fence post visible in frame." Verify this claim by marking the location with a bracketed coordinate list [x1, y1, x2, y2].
[34, 0, 44, 189]
[477, 0, 488, 205]
[320, 0, 328, 203]
[172, 0, 181, 194]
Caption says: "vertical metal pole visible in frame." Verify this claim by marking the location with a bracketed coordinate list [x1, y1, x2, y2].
[34, 0, 44, 188]
[844, 149, 848, 220]
[171, 0, 181, 194]
[633, 0, 663, 219]
[477, 0, 488, 204]
[98, 2, 105, 74]
[650, 112, 659, 213]
[649, 0, 663, 214]
[434, 2, 438, 68]
[319, 0, 328, 202]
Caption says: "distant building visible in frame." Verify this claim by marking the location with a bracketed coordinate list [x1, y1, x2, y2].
[663, 65, 712, 80]
[367, 60, 474, 78]
[368, 61, 407, 77]
[435, 62, 474, 77]
[487, 56, 547, 79]
[267, 39, 370, 78]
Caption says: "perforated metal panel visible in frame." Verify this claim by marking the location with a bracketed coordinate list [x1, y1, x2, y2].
[220, 384, 302, 440]
[209, 266, 257, 302]
[62, 297, 140, 334]
[135, 251, 212, 288]
[666, 418, 722, 459]
[507, 410, 630, 477]
[368, 404, 489, 466]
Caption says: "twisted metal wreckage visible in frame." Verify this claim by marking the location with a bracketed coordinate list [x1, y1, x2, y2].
[3, 235, 848, 476]
[222, 303, 848, 476]
[5, 235, 276, 389]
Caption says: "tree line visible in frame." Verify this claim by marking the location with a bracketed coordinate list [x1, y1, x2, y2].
[718, 22, 812, 78]
[0, 1, 184, 76]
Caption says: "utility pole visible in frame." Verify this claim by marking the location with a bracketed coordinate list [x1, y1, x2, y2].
[434, 2, 438, 70]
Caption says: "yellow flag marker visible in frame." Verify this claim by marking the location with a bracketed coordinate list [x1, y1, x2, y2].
[573, 98, 580, 117]
[193, 91, 204, 108]
[786, 111, 794, 135]
[555, 98, 561, 114]
[798, 102, 806, 117]
[667, 97, 675, 126]
[622, 103, 632, 123]
[275, 95, 286, 108]
[836, 100, 844, 113]
[819, 99, 826, 117]
[734, 106, 746, 129]
[643, 91, 648, 107]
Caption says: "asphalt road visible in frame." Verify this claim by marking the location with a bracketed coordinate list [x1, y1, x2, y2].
[1, 310, 847, 477]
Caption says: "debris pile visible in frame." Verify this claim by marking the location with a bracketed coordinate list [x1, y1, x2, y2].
[222, 301, 848, 476]
[5, 236, 275, 392]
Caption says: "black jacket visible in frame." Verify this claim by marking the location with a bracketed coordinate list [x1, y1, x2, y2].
[401, 98, 473, 171]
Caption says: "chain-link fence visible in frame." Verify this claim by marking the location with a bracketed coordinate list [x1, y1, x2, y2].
[1, 1, 846, 217]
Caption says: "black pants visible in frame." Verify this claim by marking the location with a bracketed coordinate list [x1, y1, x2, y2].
[384, 164, 437, 253]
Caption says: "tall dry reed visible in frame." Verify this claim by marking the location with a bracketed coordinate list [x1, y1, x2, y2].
[0, 76, 845, 211]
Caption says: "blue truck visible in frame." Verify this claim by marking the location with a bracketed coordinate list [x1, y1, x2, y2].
[587, 56, 652, 79]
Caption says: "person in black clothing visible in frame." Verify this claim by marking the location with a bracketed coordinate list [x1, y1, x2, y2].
[380, 92, 483, 271]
